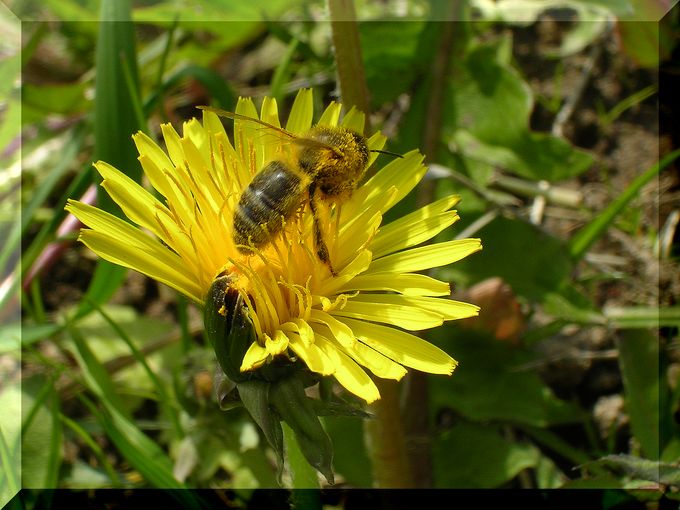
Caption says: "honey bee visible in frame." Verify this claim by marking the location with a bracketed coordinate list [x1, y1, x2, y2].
[200, 105, 395, 275]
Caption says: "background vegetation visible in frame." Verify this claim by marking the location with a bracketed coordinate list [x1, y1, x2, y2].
[1, 0, 678, 507]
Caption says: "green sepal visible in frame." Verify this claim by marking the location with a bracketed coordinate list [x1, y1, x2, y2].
[312, 399, 372, 419]
[269, 375, 335, 484]
[237, 379, 286, 483]
[214, 369, 241, 411]
[203, 275, 254, 383]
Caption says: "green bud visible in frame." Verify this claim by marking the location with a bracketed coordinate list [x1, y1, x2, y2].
[203, 275, 255, 383]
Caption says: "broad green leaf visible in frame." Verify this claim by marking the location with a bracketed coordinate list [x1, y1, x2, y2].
[360, 20, 429, 106]
[617, 330, 660, 459]
[429, 331, 583, 426]
[433, 422, 540, 488]
[445, 42, 593, 181]
[438, 216, 574, 302]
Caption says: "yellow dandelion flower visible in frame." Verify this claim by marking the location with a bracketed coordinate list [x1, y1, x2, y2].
[65, 89, 482, 404]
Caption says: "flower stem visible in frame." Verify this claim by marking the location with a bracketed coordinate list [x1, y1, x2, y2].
[328, 0, 414, 488]
[364, 379, 414, 487]
[327, 0, 371, 131]
[282, 422, 320, 489]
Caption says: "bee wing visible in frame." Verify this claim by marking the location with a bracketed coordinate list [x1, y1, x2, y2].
[198, 106, 297, 141]
[197, 105, 341, 155]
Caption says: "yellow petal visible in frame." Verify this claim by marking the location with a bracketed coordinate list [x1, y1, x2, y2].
[355, 151, 426, 213]
[234, 97, 264, 173]
[314, 333, 380, 403]
[285, 88, 313, 134]
[132, 131, 174, 183]
[280, 319, 315, 347]
[369, 238, 482, 273]
[337, 272, 450, 296]
[340, 106, 365, 134]
[79, 230, 203, 303]
[317, 101, 341, 127]
[160, 123, 186, 170]
[308, 309, 356, 349]
[265, 330, 289, 356]
[340, 317, 457, 375]
[201, 109, 228, 139]
[350, 294, 480, 321]
[286, 331, 334, 375]
[331, 299, 443, 331]
[95, 161, 166, 228]
[339, 339, 407, 380]
[335, 212, 381, 269]
[184, 117, 208, 155]
[241, 341, 269, 371]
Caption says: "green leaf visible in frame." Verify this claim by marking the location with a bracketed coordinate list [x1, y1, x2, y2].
[429, 331, 583, 427]
[324, 416, 372, 487]
[67, 324, 185, 489]
[445, 43, 593, 181]
[617, 330, 660, 459]
[432, 422, 540, 488]
[134, 0, 306, 50]
[21, 376, 62, 488]
[0, 373, 21, 508]
[581, 454, 680, 486]
[604, 306, 680, 329]
[237, 380, 285, 482]
[80, 0, 143, 317]
[360, 20, 429, 106]
[438, 216, 574, 302]
[269, 376, 334, 485]
[22, 82, 91, 116]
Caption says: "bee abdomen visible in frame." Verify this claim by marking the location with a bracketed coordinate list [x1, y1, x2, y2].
[233, 161, 303, 250]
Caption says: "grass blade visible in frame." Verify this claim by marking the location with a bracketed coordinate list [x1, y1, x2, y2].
[617, 329, 660, 459]
[76, 0, 145, 318]
[568, 149, 680, 260]
[67, 322, 184, 489]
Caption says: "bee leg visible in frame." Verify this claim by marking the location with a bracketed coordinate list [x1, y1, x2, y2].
[308, 182, 337, 276]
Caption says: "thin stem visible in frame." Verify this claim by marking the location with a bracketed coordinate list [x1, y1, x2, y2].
[364, 379, 414, 487]
[405, 5, 463, 487]
[327, 0, 371, 131]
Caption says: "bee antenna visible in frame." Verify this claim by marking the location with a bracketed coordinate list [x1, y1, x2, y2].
[370, 149, 403, 159]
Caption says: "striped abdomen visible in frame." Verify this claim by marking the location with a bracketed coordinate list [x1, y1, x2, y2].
[233, 160, 304, 251]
